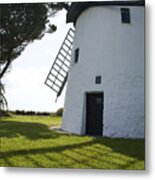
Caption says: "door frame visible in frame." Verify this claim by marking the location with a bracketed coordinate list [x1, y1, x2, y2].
[84, 91, 104, 136]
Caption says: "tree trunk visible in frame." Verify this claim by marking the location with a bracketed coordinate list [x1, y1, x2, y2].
[0, 59, 12, 79]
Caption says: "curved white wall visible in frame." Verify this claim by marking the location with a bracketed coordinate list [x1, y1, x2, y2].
[62, 5, 144, 138]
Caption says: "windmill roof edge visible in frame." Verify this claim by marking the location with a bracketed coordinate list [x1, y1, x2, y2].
[66, 0, 145, 24]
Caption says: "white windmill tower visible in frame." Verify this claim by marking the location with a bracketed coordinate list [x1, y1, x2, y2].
[45, 0, 145, 138]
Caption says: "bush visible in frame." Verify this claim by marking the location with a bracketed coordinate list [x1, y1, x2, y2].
[55, 108, 63, 117]
[15, 110, 25, 115]
[0, 110, 12, 117]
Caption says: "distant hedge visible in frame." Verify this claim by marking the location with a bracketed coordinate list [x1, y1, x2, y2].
[7, 108, 64, 117]
[9, 110, 51, 116]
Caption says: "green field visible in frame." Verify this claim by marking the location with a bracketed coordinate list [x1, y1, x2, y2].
[0, 115, 145, 170]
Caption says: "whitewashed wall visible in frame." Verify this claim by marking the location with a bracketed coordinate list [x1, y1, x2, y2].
[62, 5, 144, 138]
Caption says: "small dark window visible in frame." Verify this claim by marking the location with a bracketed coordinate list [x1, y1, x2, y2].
[121, 8, 130, 23]
[95, 76, 101, 84]
[74, 48, 79, 63]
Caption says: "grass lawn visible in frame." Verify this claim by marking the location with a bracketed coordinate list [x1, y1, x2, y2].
[0, 115, 145, 170]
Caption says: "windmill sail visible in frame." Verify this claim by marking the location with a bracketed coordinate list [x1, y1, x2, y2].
[45, 28, 75, 100]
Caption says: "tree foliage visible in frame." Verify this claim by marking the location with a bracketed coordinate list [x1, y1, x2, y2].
[0, 3, 68, 79]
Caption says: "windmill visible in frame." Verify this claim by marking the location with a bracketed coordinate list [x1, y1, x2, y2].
[45, 1, 145, 138]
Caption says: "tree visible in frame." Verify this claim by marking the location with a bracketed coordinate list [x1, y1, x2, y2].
[0, 3, 69, 108]
[0, 3, 69, 79]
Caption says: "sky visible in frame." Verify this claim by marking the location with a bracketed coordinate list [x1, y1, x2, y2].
[3, 9, 73, 112]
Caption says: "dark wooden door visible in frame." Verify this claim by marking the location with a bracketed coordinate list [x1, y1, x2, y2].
[86, 93, 103, 136]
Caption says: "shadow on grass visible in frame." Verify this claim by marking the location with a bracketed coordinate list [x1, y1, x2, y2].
[93, 137, 145, 161]
[0, 120, 62, 140]
[0, 120, 145, 169]
[1, 135, 144, 160]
